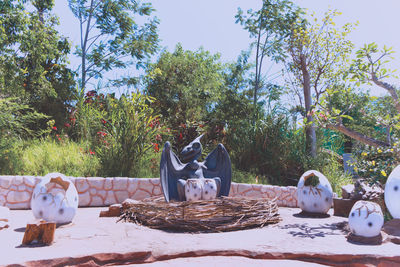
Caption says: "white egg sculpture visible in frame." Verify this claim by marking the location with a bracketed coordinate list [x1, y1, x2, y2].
[385, 165, 400, 219]
[297, 170, 333, 214]
[184, 179, 203, 201]
[202, 179, 218, 200]
[31, 173, 79, 224]
[348, 200, 384, 237]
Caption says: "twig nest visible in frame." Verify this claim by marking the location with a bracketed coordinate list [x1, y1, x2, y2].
[385, 165, 400, 219]
[31, 173, 79, 224]
[348, 200, 383, 238]
[297, 170, 333, 214]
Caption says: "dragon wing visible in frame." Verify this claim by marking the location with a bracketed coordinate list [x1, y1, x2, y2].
[202, 144, 232, 196]
[160, 142, 187, 202]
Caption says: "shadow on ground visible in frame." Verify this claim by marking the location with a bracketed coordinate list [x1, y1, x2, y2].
[279, 221, 348, 239]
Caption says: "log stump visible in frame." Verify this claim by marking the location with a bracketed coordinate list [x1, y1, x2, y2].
[22, 221, 56, 246]
[99, 204, 122, 217]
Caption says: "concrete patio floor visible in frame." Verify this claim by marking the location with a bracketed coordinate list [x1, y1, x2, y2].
[1, 207, 399, 266]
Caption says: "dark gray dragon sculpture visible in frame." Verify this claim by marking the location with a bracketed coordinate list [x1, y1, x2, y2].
[160, 135, 232, 202]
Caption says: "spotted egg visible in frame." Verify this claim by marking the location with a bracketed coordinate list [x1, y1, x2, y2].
[385, 165, 400, 219]
[184, 179, 203, 201]
[348, 200, 383, 237]
[297, 170, 333, 214]
[202, 179, 218, 200]
[31, 173, 79, 224]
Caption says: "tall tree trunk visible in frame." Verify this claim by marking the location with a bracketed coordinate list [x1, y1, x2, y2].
[300, 55, 316, 157]
[80, 0, 95, 91]
[253, 21, 262, 109]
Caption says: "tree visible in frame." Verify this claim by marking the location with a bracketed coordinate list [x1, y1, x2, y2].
[319, 43, 399, 148]
[144, 44, 224, 151]
[0, 0, 75, 127]
[68, 0, 159, 91]
[284, 10, 355, 157]
[235, 0, 300, 109]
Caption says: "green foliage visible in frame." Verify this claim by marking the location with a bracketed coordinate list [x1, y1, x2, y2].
[0, 0, 75, 128]
[231, 167, 269, 185]
[0, 98, 49, 138]
[320, 134, 353, 196]
[226, 111, 308, 185]
[145, 44, 224, 151]
[236, 0, 301, 107]
[68, 0, 159, 90]
[353, 146, 398, 185]
[236, 0, 300, 63]
[0, 98, 48, 173]
[350, 43, 397, 85]
[72, 90, 108, 141]
[0, 138, 100, 176]
[94, 92, 165, 177]
[285, 9, 356, 156]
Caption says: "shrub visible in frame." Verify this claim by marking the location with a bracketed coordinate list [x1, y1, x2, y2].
[95, 92, 166, 177]
[353, 145, 398, 185]
[16, 139, 99, 177]
[225, 112, 309, 186]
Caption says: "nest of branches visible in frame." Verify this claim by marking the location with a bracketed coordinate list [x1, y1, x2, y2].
[119, 196, 281, 232]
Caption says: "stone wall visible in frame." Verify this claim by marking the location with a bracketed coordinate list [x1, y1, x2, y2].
[0, 176, 298, 209]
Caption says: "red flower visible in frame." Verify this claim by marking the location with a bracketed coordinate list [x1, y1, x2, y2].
[101, 119, 107, 125]
[52, 126, 57, 131]
[152, 143, 159, 152]
[97, 131, 107, 137]
[89, 149, 95, 155]
[64, 123, 71, 128]
[178, 132, 183, 141]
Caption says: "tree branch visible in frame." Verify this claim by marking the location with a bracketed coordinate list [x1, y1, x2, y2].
[326, 123, 390, 147]
[370, 72, 400, 113]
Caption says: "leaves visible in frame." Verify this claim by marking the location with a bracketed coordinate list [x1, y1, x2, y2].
[68, 0, 159, 90]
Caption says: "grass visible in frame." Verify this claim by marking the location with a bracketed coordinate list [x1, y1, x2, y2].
[15, 139, 100, 177]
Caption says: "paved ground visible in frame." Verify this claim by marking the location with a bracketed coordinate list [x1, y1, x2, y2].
[1, 207, 399, 266]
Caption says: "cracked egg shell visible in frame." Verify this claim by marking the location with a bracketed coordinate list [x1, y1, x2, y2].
[297, 170, 333, 214]
[385, 165, 400, 219]
[348, 200, 383, 237]
[31, 173, 79, 224]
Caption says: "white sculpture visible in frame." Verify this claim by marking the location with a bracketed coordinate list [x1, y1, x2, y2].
[184, 179, 203, 201]
[297, 170, 333, 214]
[31, 173, 79, 224]
[385, 165, 400, 219]
[202, 179, 218, 200]
[348, 200, 383, 237]
[184, 178, 218, 201]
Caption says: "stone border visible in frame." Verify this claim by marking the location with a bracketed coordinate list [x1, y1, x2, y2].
[0, 176, 297, 209]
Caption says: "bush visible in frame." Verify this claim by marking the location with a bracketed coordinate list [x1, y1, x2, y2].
[225, 113, 309, 186]
[322, 154, 353, 197]
[94, 92, 166, 177]
[353, 145, 398, 184]
[15, 139, 99, 177]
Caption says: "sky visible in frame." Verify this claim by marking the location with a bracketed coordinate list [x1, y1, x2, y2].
[53, 0, 400, 95]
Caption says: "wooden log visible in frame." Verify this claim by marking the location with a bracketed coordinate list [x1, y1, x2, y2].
[22, 221, 56, 245]
[99, 204, 122, 217]
[40, 223, 56, 245]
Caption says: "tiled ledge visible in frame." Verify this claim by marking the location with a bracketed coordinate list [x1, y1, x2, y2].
[0, 176, 298, 209]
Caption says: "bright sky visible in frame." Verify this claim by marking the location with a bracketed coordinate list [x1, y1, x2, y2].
[54, 0, 400, 94]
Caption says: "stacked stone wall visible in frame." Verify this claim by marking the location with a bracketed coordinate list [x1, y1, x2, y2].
[0, 176, 298, 209]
